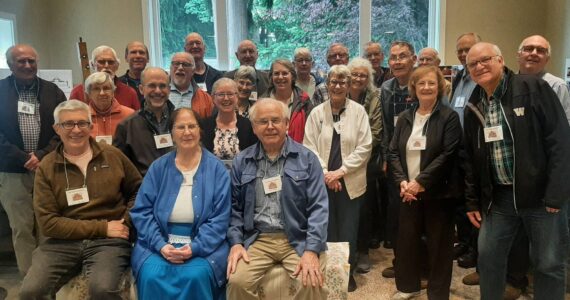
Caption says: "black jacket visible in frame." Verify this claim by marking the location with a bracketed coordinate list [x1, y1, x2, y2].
[463, 67, 570, 212]
[200, 113, 258, 154]
[388, 100, 464, 200]
[0, 75, 66, 173]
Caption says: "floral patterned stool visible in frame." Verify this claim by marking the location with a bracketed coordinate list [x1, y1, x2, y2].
[256, 242, 350, 300]
[55, 269, 134, 300]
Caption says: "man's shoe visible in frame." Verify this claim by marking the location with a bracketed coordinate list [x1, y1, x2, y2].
[453, 243, 469, 259]
[503, 284, 522, 300]
[382, 266, 395, 278]
[369, 238, 381, 249]
[457, 250, 477, 268]
[348, 275, 357, 292]
[384, 240, 394, 249]
[392, 290, 421, 300]
[462, 272, 479, 285]
[355, 253, 371, 273]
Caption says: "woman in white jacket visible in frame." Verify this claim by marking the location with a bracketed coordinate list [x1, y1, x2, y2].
[303, 64, 372, 292]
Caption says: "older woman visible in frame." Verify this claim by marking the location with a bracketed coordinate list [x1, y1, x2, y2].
[130, 108, 231, 299]
[293, 47, 323, 99]
[388, 66, 462, 300]
[303, 65, 372, 292]
[234, 65, 257, 118]
[262, 59, 312, 142]
[201, 78, 258, 160]
[347, 57, 384, 273]
[85, 72, 134, 144]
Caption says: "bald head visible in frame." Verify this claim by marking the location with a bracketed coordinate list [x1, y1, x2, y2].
[517, 35, 551, 75]
[236, 40, 258, 67]
[6, 44, 39, 84]
[185, 32, 206, 61]
[418, 47, 441, 67]
[467, 43, 505, 94]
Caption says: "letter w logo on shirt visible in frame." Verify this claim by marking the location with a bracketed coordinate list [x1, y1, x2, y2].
[513, 107, 525, 117]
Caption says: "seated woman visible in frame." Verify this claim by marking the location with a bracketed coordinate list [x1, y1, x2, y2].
[388, 66, 463, 300]
[130, 107, 231, 300]
[201, 78, 258, 160]
[234, 65, 257, 118]
[85, 71, 134, 144]
[262, 59, 312, 142]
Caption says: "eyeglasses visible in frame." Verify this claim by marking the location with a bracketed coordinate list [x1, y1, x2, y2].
[174, 123, 199, 131]
[418, 57, 435, 63]
[253, 118, 284, 126]
[328, 80, 348, 87]
[389, 54, 411, 62]
[294, 58, 312, 63]
[58, 120, 91, 130]
[327, 53, 348, 60]
[171, 61, 194, 68]
[214, 92, 237, 99]
[144, 83, 169, 90]
[520, 45, 549, 55]
[237, 80, 254, 88]
[351, 72, 368, 79]
[456, 48, 470, 55]
[185, 41, 203, 47]
[96, 60, 117, 67]
[272, 71, 290, 78]
[466, 55, 499, 69]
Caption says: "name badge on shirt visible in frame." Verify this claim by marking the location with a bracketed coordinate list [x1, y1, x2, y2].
[333, 122, 341, 133]
[262, 176, 282, 195]
[408, 137, 427, 150]
[65, 187, 90, 206]
[249, 91, 258, 101]
[154, 134, 173, 149]
[197, 82, 207, 92]
[394, 116, 399, 126]
[18, 101, 35, 114]
[95, 135, 113, 145]
[454, 96, 466, 108]
[484, 126, 504, 143]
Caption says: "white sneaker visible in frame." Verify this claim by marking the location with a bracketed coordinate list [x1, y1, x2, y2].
[392, 290, 421, 300]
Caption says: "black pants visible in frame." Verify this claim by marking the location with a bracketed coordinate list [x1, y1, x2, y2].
[357, 176, 382, 253]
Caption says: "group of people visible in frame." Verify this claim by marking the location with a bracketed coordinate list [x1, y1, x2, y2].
[0, 29, 568, 300]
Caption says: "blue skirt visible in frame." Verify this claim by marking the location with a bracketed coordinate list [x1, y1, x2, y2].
[137, 223, 223, 300]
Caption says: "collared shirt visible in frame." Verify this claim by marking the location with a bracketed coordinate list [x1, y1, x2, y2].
[481, 75, 514, 185]
[142, 103, 171, 134]
[169, 83, 194, 109]
[312, 82, 329, 106]
[16, 79, 41, 153]
[253, 144, 286, 233]
[451, 70, 477, 127]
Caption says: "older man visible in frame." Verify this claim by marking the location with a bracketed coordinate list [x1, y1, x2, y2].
[417, 47, 452, 98]
[312, 43, 350, 105]
[224, 40, 270, 97]
[168, 52, 214, 119]
[70, 45, 140, 110]
[293, 47, 323, 99]
[464, 42, 570, 300]
[0, 44, 66, 275]
[364, 42, 392, 88]
[226, 98, 329, 299]
[114, 67, 175, 176]
[119, 41, 149, 106]
[184, 32, 223, 94]
[20, 100, 141, 299]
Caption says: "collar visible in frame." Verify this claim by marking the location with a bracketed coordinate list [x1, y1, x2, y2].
[170, 82, 194, 95]
[245, 136, 299, 160]
[481, 69, 509, 102]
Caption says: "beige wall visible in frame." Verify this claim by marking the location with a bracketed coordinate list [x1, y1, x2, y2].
[544, 0, 570, 78]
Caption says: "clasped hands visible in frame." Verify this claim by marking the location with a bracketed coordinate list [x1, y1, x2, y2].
[160, 244, 192, 264]
[400, 180, 425, 203]
[324, 169, 345, 192]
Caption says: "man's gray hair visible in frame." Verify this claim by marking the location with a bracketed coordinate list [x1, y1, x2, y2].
[347, 57, 376, 92]
[457, 32, 482, 43]
[84, 72, 115, 94]
[234, 65, 256, 83]
[90, 45, 120, 67]
[518, 35, 551, 57]
[171, 52, 195, 70]
[248, 98, 289, 122]
[53, 100, 92, 124]
[293, 47, 313, 61]
[5, 44, 38, 66]
[326, 43, 349, 58]
[363, 42, 383, 56]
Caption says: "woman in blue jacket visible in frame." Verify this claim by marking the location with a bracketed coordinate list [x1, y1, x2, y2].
[130, 107, 231, 300]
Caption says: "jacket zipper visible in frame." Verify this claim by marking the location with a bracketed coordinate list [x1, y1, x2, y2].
[499, 103, 517, 214]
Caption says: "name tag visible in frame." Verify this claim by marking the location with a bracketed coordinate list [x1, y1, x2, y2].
[65, 187, 89, 206]
[95, 135, 112, 145]
[197, 82, 207, 92]
[18, 101, 35, 114]
[484, 126, 504, 142]
[454, 96, 466, 108]
[262, 176, 282, 194]
[408, 137, 426, 150]
[154, 134, 173, 149]
[249, 91, 258, 101]
[168, 234, 192, 245]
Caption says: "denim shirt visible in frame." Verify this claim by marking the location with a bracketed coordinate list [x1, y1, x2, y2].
[228, 137, 329, 256]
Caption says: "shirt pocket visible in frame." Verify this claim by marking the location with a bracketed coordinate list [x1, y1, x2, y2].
[283, 168, 310, 209]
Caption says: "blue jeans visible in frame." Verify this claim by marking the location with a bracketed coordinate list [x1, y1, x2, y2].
[478, 185, 569, 300]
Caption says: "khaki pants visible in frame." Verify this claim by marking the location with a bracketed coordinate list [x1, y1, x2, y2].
[227, 233, 328, 300]
[0, 172, 37, 274]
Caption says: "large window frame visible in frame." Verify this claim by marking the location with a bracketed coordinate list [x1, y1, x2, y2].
[143, 0, 445, 70]
[0, 11, 17, 69]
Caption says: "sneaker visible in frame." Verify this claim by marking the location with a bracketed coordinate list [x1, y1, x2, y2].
[392, 290, 421, 300]
[382, 266, 395, 278]
[503, 284, 522, 300]
[348, 275, 357, 292]
[356, 253, 371, 273]
[462, 271, 479, 285]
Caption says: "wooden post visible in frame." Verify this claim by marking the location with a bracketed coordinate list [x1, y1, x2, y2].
[77, 37, 90, 82]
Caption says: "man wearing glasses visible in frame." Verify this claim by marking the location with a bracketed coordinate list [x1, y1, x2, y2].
[224, 40, 270, 97]
[312, 43, 350, 105]
[20, 100, 141, 299]
[0, 44, 66, 276]
[417, 47, 452, 99]
[464, 42, 570, 300]
[70, 45, 140, 111]
[168, 52, 214, 119]
[364, 41, 393, 88]
[184, 32, 223, 94]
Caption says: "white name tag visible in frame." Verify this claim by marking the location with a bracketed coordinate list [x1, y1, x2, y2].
[95, 135, 113, 145]
[262, 176, 282, 194]
[454, 96, 466, 108]
[408, 136, 426, 150]
[394, 116, 399, 126]
[18, 101, 35, 114]
[154, 133, 173, 149]
[484, 126, 504, 142]
[65, 187, 90, 206]
[197, 82, 207, 92]
[249, 91, 258, 101]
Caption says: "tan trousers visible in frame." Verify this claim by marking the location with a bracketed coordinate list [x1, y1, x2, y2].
[226, 233, 328, 300]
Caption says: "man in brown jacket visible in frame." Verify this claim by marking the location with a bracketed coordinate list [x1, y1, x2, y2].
[20, 100, 142, 300]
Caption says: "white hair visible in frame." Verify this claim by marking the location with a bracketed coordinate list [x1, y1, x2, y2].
[53, 100, 92, 124]
[84, 72, 115, 94]
[248, 98, 289, 122]
[90, 45, 120, 67]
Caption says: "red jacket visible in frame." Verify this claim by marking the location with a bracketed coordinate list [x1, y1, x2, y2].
[89, 99, 135, 138]
[70, 78, 140, 111]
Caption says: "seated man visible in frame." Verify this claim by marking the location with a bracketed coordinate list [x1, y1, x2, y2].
[226, 98, 329, 299]
[70, 45, 140, 111]
[20, 100, 142, 299]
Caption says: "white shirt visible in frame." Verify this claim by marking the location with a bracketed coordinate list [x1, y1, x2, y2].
[406, 112, 430, 181]
[169, 166, 198, 223]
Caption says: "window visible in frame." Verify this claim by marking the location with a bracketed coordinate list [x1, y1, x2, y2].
[145, 0, 441, 71]
[0, 12, 17, 69]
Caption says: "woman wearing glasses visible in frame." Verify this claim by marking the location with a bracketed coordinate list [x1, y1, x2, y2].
[233, 65, 257, 118]
[303, 65, 372, 292]
[201, 78, 258, 160]
[84, 72, 134, 144]
[262, 59, 312, 142]
[388, 66, 462, 300]
[131, 107, 231, 300]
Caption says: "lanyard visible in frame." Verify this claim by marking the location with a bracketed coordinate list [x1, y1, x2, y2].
[62, 149, 88, 190]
